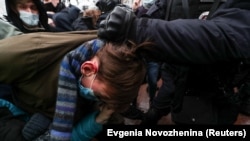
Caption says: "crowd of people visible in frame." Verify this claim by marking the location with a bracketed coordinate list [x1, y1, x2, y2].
[0, 0, 250, 141]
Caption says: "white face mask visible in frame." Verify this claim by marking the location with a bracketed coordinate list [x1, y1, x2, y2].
[19, 11, 39, 27]
[143, 0, 155, 9]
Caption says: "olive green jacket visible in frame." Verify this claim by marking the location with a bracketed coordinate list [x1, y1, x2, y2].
[0, 30, 97, 118]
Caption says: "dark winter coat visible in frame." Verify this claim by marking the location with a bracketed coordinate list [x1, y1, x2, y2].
[131, 0, 250, 64]
[136, 0, 250, 123]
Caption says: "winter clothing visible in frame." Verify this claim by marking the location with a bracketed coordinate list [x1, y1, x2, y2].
[0, 31, 97, 118]
[52, 5, 81, 31]
[0, 18, 22, 39]
[97, 0, 250, 124]
[5, 0, 51, 33]
[50, 39, 104, 141]
[129, 0, 250, 64]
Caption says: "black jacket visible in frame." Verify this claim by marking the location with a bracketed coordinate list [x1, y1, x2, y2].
[140, 0, 250, 122]
[52, 5, 80, 32]
[131, 0, 250, 64]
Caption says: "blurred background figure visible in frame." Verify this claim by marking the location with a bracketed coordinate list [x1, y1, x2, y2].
[42, 0, 66, 15]
[95, 0, 123, 28]
[5, 0, 51, 33]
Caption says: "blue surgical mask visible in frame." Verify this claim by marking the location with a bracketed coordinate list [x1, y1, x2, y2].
[78, 75, 99, 101]
[19, 11, 39, 26]
[143, 0, 155, 9]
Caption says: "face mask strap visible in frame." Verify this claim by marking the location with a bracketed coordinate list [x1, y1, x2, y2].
[89, 74, 97, 89]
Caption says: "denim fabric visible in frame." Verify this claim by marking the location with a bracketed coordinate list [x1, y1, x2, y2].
[146, 61, 161, 101]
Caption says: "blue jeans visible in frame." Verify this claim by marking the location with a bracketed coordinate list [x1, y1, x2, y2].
[146, 62, 161, 101]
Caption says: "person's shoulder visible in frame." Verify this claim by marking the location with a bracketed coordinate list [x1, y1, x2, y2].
[0, 16, 19, 30]
[0, 14, 9, 23]
[86, 39, 105, 49]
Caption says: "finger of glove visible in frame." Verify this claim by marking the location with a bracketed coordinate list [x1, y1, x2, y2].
[106, 6, 134, 41]
[97, 16, 119, 40]
[98, 20, 110, 40]
[106, 6, 127, 34]
[98, 7, 126, 41]
[98, 6, 134, 42]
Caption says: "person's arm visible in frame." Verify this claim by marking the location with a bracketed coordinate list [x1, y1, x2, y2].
[0, 99, 29, 121]
[98, 6, 250, 64]
[133, 16, 249, 64]
[71, 104, 114, 141]
[50, 45, 85, 141]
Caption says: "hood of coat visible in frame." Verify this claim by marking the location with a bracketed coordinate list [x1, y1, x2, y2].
[5, 0, 50, 33]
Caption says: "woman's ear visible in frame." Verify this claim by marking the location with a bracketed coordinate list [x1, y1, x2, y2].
[80, 61, 98, 76]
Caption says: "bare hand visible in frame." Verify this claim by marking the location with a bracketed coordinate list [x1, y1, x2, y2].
[95, 104, 114, 124]
[48, 18, 56, 27]
[132, 0, 141, 12]
[234, 113, 250, 125]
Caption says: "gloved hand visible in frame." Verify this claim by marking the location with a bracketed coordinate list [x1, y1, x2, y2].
[96, 104, 114, 124]
[97, 6, 137, 43]
[140, 107, 162, 125]
[96, 0, 120, 12]
[140, 107, 169, 125]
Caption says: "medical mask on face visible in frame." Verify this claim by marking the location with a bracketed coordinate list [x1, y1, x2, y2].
[78, 75, 99, 101]
[19, 11, 39, 27]
[142, 0, 155, 9]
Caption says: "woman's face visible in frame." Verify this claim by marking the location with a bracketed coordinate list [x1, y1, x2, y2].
[91, 78, 110, 100]
[80, 56, 111, 101]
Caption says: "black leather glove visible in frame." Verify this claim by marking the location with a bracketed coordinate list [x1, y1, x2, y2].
[96, 0, 121, 12]
[140, 106, 170, 125]
[140, 107, 163, 125]
[97, 6, 137, 43]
